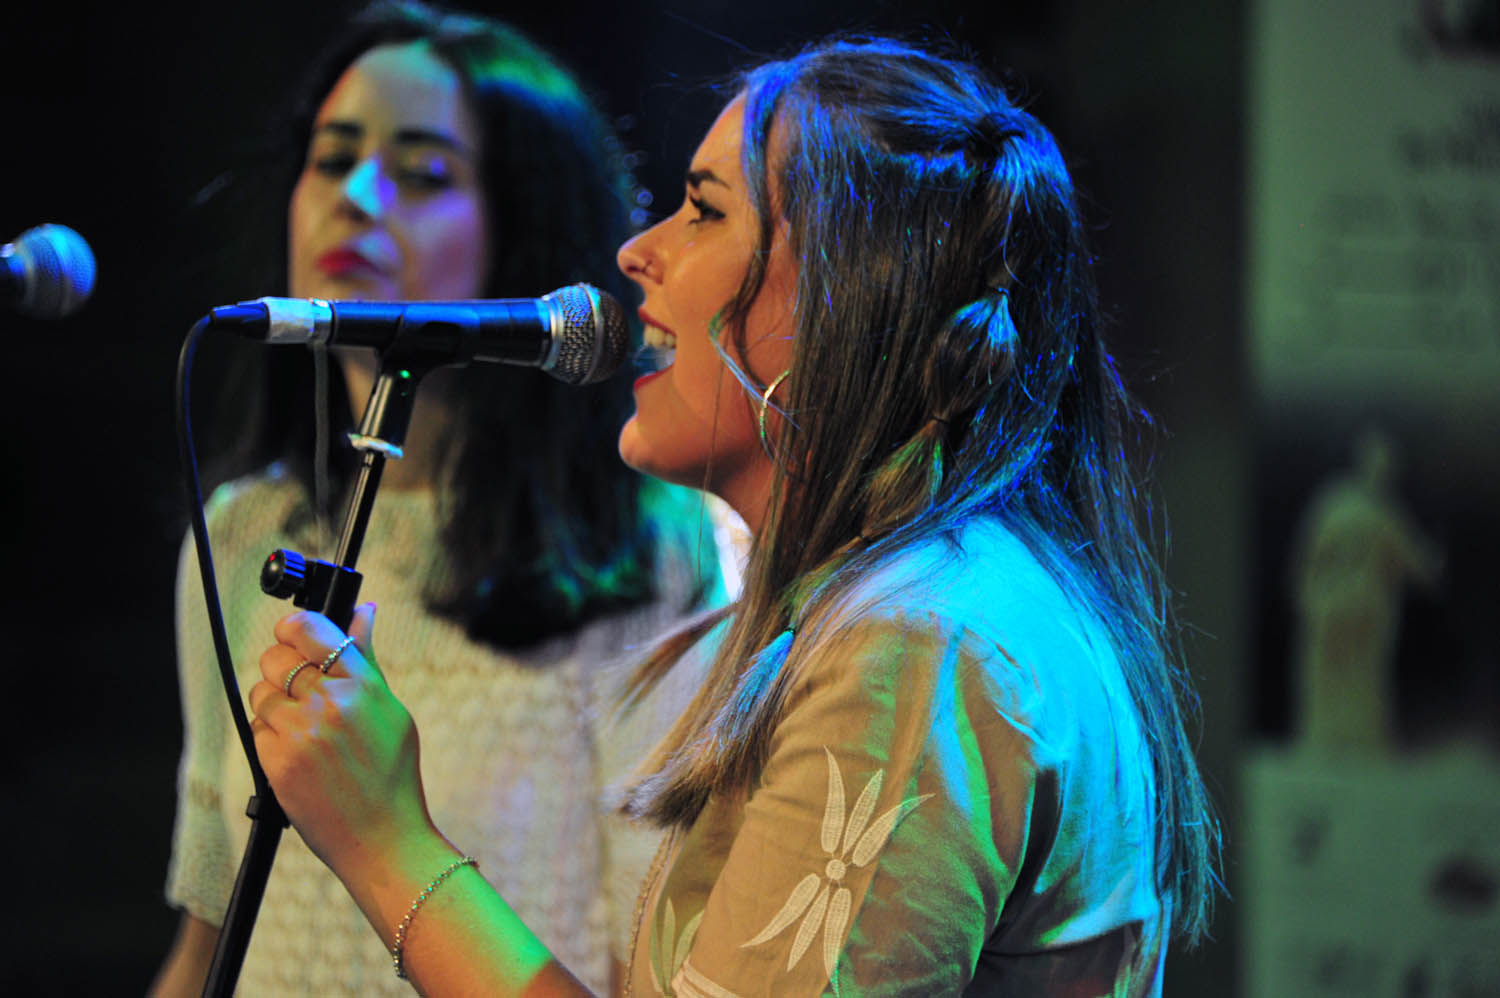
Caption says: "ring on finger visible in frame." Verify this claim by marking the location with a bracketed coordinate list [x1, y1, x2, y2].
[321, 635, 355, 673]
[283, 660, 315, 696]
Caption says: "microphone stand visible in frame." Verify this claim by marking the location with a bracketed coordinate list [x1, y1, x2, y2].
[202, 357, 431, 997]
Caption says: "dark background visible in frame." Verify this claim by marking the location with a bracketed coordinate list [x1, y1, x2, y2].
[5, 0, 1255, 992]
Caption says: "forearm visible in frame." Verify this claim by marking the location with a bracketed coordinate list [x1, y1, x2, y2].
[337, 827, 597, 997]
[149, 913, 219, 998]
[254, 608, 601, 995]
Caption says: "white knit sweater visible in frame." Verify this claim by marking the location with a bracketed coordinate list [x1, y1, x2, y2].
[166, 466, 725, 995]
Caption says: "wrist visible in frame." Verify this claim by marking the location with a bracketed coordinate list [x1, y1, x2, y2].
[392, 855, 480, 980]
[332, 823, 466, 947]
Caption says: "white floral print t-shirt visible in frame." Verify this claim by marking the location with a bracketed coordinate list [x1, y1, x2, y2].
[626, 519, 1170, 997]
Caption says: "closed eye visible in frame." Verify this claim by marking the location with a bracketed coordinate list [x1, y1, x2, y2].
[308, 156, 454, 193]
[395, 164, 455, 192]
[311, 154, 357, 178]
[688, 195, 724, 224]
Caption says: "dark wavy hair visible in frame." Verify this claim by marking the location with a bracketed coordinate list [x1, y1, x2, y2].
[208, 0, 674, 647]
[625, 37, 1221, 943]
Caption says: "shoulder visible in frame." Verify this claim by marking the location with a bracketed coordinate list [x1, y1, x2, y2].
[203, 463, 304, 526]
[193, 463, 310, 561]
[789, 519, 1123, 750]
[812, 518, 1112, 669]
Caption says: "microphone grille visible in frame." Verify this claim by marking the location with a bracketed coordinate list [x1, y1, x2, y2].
[5, 224, 97, 318]
[543, 284, 629, 385]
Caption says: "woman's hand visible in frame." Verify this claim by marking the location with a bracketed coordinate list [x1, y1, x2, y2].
[248, 604, 435, 879]
[249, 605, 595, 996]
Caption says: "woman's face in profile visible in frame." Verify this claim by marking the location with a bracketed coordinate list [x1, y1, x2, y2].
[615, 97, 797, 528]
[288, 40, 489, 303]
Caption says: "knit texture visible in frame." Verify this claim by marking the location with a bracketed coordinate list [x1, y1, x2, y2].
[166, 466, 722, 995]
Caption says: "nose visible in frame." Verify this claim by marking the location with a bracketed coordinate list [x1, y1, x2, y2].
[339, 157, 395, 221]
[616, 221, 663, 284]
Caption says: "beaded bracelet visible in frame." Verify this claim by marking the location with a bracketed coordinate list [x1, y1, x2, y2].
[392, 855, 479, 980]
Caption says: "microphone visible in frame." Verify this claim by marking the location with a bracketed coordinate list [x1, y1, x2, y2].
[207, 283, 628, 385]
[1, 223, 97, 318]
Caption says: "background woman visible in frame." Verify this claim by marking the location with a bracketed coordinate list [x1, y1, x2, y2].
[151, 3, 726, 995]
[245, 35, 1219, 995]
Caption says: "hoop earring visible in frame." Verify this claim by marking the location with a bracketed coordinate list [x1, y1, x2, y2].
[758, 369, 791, 459]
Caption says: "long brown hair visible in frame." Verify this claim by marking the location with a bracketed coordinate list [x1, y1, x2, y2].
[623, 36, 1220, 943]
[203, 1, 697, 646]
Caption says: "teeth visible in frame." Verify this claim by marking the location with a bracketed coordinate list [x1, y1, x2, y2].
[637, 323, 676, 373]
[643, 324, 677, 349]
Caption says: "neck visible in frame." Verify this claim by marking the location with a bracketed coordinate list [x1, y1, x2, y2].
[713, 461, 776, 538]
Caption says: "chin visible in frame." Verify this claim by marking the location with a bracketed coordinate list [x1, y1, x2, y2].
[617, 416, 657, 477]
[618, 417, 648, 471]
[618, 417, 705, 489]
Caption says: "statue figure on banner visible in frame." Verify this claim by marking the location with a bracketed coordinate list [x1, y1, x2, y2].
[1291, 427, 1444, 752]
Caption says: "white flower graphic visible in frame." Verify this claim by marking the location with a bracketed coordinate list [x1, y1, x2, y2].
[650, 897, 704, 996]
[742, 748, 932, 979]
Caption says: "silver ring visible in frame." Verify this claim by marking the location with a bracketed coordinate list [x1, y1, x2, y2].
[321, 635, 356, 673]
[283, 660, 315, 696]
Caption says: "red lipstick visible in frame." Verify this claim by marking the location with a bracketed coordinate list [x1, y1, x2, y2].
[315, 248, 378, 276]
[633, 367, 669, 390]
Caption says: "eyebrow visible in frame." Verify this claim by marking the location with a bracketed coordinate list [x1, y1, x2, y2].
[313, 120, 473, 156]
[686, 167, 730, 190]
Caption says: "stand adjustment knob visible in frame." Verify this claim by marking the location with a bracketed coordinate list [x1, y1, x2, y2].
[261, 549, 308, 599]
